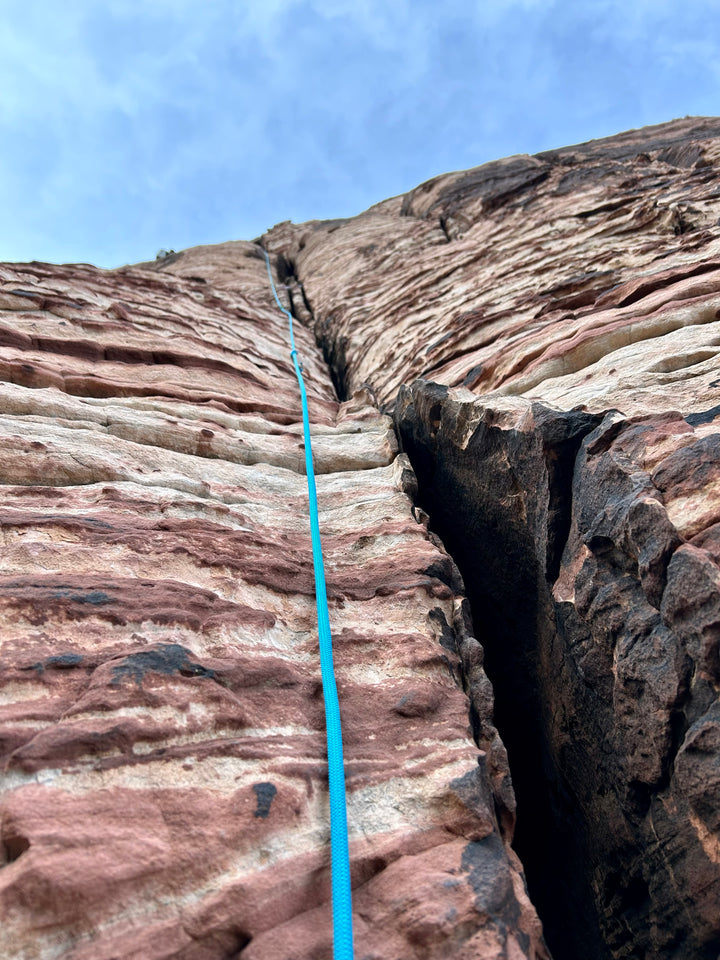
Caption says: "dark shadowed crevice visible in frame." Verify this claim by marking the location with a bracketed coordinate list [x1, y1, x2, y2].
[392, 382, 609, 960]
[1, 832, 30, 865]
[319, 331, 350, 402]
[261, 247, 349, 401]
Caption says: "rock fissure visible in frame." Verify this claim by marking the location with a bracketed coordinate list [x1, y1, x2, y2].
[391, 384, 608, 960]
[261, 243, 350, 403]
[284, 248, 602, 956]
[3, 117, 720, 960]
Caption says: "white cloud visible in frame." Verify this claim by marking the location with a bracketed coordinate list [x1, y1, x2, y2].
[1, 0, 719, 266]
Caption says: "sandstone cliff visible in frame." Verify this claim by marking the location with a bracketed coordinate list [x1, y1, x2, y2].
[1, 117, 720, 960]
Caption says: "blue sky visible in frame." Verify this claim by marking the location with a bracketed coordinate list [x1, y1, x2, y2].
[2, 0, 719, 268]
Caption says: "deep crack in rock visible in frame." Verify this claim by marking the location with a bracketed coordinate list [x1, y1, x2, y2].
[5, 116, 720, 960]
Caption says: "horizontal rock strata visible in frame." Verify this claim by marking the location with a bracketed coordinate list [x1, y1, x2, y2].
[0, 250, 545, 958]
[265, 118, 720, 960]
[266, 116, 720, 418]
[395, 384, 720, 960]
[3, 115, 720, 960]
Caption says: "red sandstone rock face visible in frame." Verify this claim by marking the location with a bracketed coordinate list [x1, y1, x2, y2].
[264, 118, 720, 960]
[4, 116, 720, 960]
[267, 116, 720, 418]
[0, 249, 545, 957]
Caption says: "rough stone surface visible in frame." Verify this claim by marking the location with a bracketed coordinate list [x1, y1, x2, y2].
[263, 118, 720, 960]
[0, 250, 545, 958]
[3, 116, 720, 960]
[266, 116, 720, 417]
[394, 385, 720, 960]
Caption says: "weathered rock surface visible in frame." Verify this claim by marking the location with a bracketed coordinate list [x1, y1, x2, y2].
[3, 115, 720, 960]
[395, 385, 720, 960]
[267, 116, 720, 418]
[0, 252, 545, 958]
[263, 118, 720, 960]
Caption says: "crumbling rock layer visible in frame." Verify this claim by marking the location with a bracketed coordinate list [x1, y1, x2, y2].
[3, 115, 720, 960]
[266, 116, 720, 419]
[0, 250, 545, 958]
[265, 117, 720, 960]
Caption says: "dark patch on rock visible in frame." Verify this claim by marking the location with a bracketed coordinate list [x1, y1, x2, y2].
[686, 403, 720, 426]
[657, 141, 705, 168]
[0, 574, 272, 632]
[450, 767, 494, 827]
[111, 643, 216, 686]
[575, 197, 635, 220]
[428, 607, 459, 653]
[23, 652, 85, 675]
[60, 589, 113, 606]
[252, 782, 277, 819]
[1, 829, 30, 865]
[554, 162, 619, 194]
[45, 653, 84, 669]
[461, 364, 484, 389]
[443, 158, 550, 214]
[423, 557, 465, 594]
[402, 156, 550, 223]
[461, 833, 517, 921]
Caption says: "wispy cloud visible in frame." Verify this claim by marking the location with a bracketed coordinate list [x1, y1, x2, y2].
[1, 0, 719, 266]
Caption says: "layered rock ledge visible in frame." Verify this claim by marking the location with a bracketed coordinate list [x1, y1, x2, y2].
[0, 250, 544, 958]
[2, 115, 720, 960]
[266, 117, 720, 960]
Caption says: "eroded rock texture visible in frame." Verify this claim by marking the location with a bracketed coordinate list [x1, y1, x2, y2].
[0, 249, 545, 958]
[266, 116, 720, 419]
[264, 117, 720, 960]
[3, 115, 720, 960]
[394, 388, 720, 960]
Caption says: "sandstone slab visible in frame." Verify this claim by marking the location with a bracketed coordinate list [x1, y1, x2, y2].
[0, 249, 544, 959]
[267, 117, 720, 419]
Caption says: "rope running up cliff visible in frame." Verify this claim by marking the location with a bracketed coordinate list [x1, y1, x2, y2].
[262, 247, 354, 960]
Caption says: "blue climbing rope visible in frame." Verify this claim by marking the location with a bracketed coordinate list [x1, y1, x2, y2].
[262, 248, 354, 960]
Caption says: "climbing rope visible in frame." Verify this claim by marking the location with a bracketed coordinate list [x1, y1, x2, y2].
[262, 248, 354, 960]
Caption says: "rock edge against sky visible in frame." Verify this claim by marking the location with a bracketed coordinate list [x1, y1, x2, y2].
[1, 116, 719, 960]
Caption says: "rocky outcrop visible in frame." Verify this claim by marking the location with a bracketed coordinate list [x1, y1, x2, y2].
[394, 386, 720, 960]
[0, 251, 545, 958]
[2, 116, 720, 960]
[264, 117, 720, 960]
[266, 116, 720, 419]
